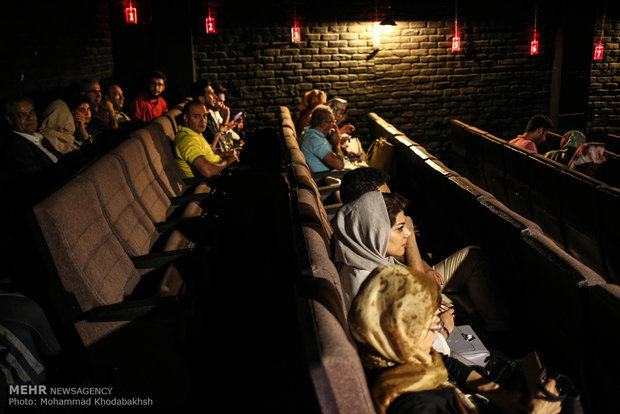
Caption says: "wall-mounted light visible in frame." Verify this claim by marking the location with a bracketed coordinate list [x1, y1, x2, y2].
[380, 5, 396, 26]
[125, 0, 138, 24]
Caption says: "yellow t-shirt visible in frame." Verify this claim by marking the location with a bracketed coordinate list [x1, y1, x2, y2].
[174, 125, 223, 178]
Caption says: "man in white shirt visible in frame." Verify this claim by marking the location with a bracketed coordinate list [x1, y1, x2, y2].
[3, 97, 63, 175]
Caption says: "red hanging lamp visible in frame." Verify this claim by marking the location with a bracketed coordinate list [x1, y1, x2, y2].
[205, 2, 216, 34]
[291, 4, 301, 43]
[125, 0, 138, 24]
[593, 10, 605, 61]
[530, 1, 539, 55]
[452, 0, 461, 52]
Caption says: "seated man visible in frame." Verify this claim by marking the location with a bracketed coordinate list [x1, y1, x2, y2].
[300, 105, 345, 175]
[129, 70, 169, 124]
[3, 96, 63, 176]
[104, 83, 131, 124]
[78, 78, 117, 136]
[508, 114, 553, 153]
[190, 80, 223, 148]
[173, 101, 238, 179]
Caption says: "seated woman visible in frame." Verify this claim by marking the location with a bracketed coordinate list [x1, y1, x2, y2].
[568, 141, 606, 178]
[326, 97, 355, 135]
[38, 99, 82, 154]
[333, 190, 508, 337]
[295, 89, 327, 138]
[544, 130, 586, 166]
[348, 265, 562, 414]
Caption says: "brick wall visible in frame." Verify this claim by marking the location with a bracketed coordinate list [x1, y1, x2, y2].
[0, 0, 114, 109]
[194, 18, 554, 155]
[588, 17, 620, 138]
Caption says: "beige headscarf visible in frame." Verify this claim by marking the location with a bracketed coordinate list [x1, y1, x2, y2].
[39, 99, 80, 154]
[348, 265, 477, 414]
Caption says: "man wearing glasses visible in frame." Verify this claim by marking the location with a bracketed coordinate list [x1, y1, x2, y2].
[300, 105, 346, 176]
[129, 70, 169, 124]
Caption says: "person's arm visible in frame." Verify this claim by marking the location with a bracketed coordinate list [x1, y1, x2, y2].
[102, 100, 119, 129]
[321, 129, 345, 170]
[192, 150, 238, 178]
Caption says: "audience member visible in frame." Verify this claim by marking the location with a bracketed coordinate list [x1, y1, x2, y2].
[190, 80, 223, 148]
[104, 84, 131, 124]
[299, 105, 346, 175]
[66, 94, 94, 145]
[333, 189, 509, 336]
[78, 78, 117, 135]
[568, 141, 606, 178]
[173, 101, 238, 179]
[348, 265, 563, 414]
[129, 70, 169, 124]
[3, 96, 63, 176]
[509, 115, 553, 153]
[214, 85, 231, 128]
[38, 99, 81, 154]
[295, 89, 327, 137]
[326, 97, 355, 135]
[544, 130, 586, 165]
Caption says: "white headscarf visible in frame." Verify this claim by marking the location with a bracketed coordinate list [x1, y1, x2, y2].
[333, 190, 400, 310]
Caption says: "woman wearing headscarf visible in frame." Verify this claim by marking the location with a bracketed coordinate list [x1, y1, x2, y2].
[333, 190, 454, 355]
[568, 142, 606, 178]
[38, 99, 82, 154]
[295, 89, 327, 138]
[349, 265, 562, 414]
[544, 130, 586, 165]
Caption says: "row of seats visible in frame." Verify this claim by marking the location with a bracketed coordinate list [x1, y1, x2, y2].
[29, 106, 223, 403]
[448, 119, 620, 284]
[280, 107, 620, 413]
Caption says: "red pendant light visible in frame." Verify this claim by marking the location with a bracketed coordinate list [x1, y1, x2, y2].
[594, 42, 604, 60]
[593, 10, 606, 61]
[451, 0, 461, 52]
[205, 1, 216, 34]
[291, 22, 301, 43]
[530, 2, 539, 55]
[125, 0, 138, 24]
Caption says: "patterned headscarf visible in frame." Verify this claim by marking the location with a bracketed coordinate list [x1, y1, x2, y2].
[348, 265, 477, 414]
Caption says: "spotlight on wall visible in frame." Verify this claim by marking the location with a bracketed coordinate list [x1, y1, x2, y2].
[380, 5, 396, 26]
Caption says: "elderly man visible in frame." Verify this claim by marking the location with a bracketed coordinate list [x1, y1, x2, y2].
[105, 84, 131, 124]
[3, 97, 63, 176]
[129, 70, 169, 124]
[173, 101, 238, 178]
[509, 114, 553, 153]
[79, 78, 117, 135]
[300, 105, 345, 175]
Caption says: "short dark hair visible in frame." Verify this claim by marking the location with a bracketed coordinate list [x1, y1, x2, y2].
[525, 114, 553, 133]
[214, 85, 227, 96]
[190, 79, 212, 101]
[340, 167, 390, 204]
[150, 70, 167, 84]
[182, 100, 205, 118]
[66, 93, 91, 111]
[382, 192, 409, 226]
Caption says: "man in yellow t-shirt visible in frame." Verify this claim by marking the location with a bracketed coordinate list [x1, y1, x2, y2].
[174, 101, 238, 178]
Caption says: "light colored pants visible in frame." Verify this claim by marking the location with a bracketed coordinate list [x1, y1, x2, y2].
[433, 246, 509, 332]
